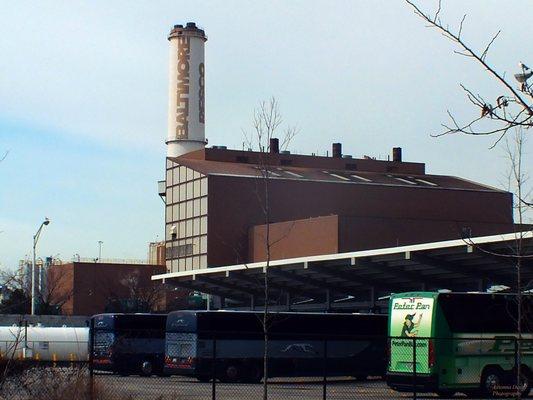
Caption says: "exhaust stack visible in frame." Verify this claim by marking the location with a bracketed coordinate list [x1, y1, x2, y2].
[332, 143, 342, 158]
[167, 23, 208, 158]
[270, 138, 280, 154]
[392, 147, 402, 162]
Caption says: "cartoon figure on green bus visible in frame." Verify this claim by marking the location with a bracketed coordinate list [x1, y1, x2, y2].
[400, 313, 423, 337]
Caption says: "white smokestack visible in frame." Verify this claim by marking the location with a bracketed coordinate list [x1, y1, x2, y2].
[167, 22, 207, 158]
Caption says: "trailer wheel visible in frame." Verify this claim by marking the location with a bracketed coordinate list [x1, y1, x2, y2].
[140, 360, 153, 377]
[480, 367, 503, 398]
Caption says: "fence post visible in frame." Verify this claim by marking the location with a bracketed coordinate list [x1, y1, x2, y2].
[322, 338, 327, 400]
[24, 320, 28, 350]
[88, 317, 94, 400]
[514, 337, 519, 393]
[211, 338, 217, 400]
[412, 337, 417, 400]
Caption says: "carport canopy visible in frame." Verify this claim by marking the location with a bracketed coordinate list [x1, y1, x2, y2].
[152, 231, 533, 312]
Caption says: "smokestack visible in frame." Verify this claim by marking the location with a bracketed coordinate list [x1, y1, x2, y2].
[332, 143, 342, 158]
[392, 147, 402, 162]
[270, 138, 279, 154]
[166, 23, 208, 158]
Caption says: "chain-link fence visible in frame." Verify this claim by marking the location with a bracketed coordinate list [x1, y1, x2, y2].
[1, 336, 531, 399]
[388, 336, 533, 399]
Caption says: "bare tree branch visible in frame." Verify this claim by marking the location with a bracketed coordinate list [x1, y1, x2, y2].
[480, 30, 500, 61]
[405, 0, 533, 141]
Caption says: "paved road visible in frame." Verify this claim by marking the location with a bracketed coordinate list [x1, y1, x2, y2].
[94, 374, 451, 400]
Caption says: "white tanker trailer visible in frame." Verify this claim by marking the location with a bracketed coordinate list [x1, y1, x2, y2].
[0, 325, 89, 362]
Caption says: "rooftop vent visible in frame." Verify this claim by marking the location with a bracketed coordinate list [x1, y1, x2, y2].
[342, 154, 352, 159]
[212, 145, 227, 150]
[280, 150, 291, 155]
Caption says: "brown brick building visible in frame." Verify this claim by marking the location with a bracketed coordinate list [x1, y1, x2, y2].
[48, 262, 168, 316]
[164, 142, 516, 273]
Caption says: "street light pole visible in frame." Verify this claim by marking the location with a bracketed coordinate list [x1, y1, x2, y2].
[31, 218, 50, 315]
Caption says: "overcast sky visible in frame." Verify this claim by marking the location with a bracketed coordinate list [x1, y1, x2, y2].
[1, 0, 531, 269]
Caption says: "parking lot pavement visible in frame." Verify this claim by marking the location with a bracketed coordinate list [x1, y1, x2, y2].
[93, 375, 448, 400]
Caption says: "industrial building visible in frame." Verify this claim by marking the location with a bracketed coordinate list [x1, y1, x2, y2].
[48, 262, 166, 315]
[163, 143, 517, 272]
[153, 22, 532, 311]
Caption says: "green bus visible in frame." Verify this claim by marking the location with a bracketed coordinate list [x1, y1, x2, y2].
[386, 291, 533, 398]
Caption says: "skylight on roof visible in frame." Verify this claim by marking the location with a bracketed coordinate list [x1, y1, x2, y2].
[392, 176, 417, 185]
[283, 170, 303, 178]
[322, 171, 350, 181]
[252, 166, 280, 177]
[350, 174, 372, 182]
[415, 178, 438, 186]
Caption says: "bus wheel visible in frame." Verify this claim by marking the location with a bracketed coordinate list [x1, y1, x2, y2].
[221, 364, 241, 383]
[243, 365, 263, 384]
[140, 360, 153, 377]
[480, 367, 503, 398]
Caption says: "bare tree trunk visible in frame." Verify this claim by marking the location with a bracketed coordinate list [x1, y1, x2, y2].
[403, 4, 533, 395]
[243, 97, 298, 400]
[501, 127, 530, 398]
[513, 130, 525, 397]
[263, 173, 270, 400]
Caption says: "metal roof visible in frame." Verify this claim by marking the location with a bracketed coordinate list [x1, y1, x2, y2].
[170, 158, 505, 193]
[153, 231, 533, 311]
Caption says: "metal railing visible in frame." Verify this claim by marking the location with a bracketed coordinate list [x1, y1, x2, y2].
[70, 257, 151, 265]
